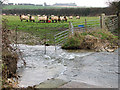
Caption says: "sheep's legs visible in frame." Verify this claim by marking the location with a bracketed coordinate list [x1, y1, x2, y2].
[33, 20, 35, 22]
[55, 20, 57, 23]
[46, 20, 48, 23]
[38, 20, 41, 23]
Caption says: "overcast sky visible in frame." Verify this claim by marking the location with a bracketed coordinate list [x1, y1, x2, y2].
[8, 0, 114, 7]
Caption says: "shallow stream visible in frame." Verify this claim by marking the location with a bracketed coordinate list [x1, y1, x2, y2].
[17, 44, 118, 88]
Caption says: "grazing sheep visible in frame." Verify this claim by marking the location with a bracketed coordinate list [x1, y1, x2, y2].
[60, 16, 67, 22]
[2, 13, 6, 16]
[50, 16, 60, 23]
[29, 16, 35, 22]
[64, 16, 68, 22]
[38, 16, 49, 23]
[60, 16, 65, 21]
[51, 15, 54, 17]
[37, 15, 41, 17]
[43, 15, 46, 17]
[76, 16, 80, 19]
[19, 15, 29, 22]
[27, 14, 30, 16]
[66, 16, 68, 19]
[69, 16, 73, 19]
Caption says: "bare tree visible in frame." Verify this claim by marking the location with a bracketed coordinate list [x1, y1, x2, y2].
[108, 0, 120, 13]
[0, 0, 8, 4]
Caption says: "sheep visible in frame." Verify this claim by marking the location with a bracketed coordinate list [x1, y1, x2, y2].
[60, 16, 67, 22]
[69, 16, 73, 19]
[51, 15, 54, 17]
[60, 16, 65, 21]
[50, 16, 60, 23]
[76, 16, 80, 19]
[37, 15, 41, 17]
[29, 16, 35, 22]
[2, 13, 6, 16]
[66, 16, 68, 19]
[27, 14, 30, 16]
[19, 15, 29, 22]
[64, 16, 68, 22]
[38, 16, 49, 23]
[43, 15, 46, 17]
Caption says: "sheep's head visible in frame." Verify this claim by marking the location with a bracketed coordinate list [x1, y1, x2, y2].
[29, 16, 32, 19]
[49, 17, 51, 19]
[20, 15, 22, 17]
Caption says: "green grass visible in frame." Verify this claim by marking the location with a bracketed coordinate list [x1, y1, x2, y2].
[3, 5, 82, 10]
[3, 15, 100, 45]
[62, 29, 118, 49]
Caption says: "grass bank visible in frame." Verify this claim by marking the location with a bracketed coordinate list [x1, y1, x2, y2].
[62, 29, 118, 51]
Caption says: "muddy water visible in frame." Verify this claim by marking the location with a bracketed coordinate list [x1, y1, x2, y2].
[17, 44, 118, 88]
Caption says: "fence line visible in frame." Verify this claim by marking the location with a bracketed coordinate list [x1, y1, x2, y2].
[54, 18, 101, 49]
[101, 13, 119, 32]
[71, 18, 100, 32]
[54, 29, 69, 45]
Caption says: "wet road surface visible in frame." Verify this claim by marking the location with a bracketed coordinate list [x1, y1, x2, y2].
[17, 44, 118, 88]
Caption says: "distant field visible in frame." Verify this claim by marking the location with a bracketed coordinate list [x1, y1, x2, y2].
[2, 15, 100, 44]
[2, 5, 81, 9]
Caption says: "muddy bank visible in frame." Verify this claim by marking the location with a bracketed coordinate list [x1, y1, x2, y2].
[17, 44, 118, 88]
[2, 20, 19, 88]
[2, 22, 19, 78]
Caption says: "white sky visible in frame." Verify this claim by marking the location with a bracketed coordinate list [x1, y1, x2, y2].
[8, 0, 115, 7]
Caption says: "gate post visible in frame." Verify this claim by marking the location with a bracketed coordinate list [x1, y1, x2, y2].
[100, 13, 105, 29]
[117, 12, 120, 30]
[85, 19, 87, 32]
[15, 26, 18, 49]
[69, 21, 74, 35]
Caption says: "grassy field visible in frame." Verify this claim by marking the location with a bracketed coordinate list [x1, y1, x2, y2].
[3, 15, 100, 45]
[3, 5, 82, 10]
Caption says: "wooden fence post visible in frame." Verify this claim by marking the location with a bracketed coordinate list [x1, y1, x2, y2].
[85, 19, 87, 32]
[69, 21, 71, 30]
[117, 12, 120, 30]
[15, 26, 18, 49]
[54, 36, 56, 51]
[100, 13, 105, 29]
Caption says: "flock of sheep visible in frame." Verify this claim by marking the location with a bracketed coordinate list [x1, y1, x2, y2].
[19, 14, 80, 23]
